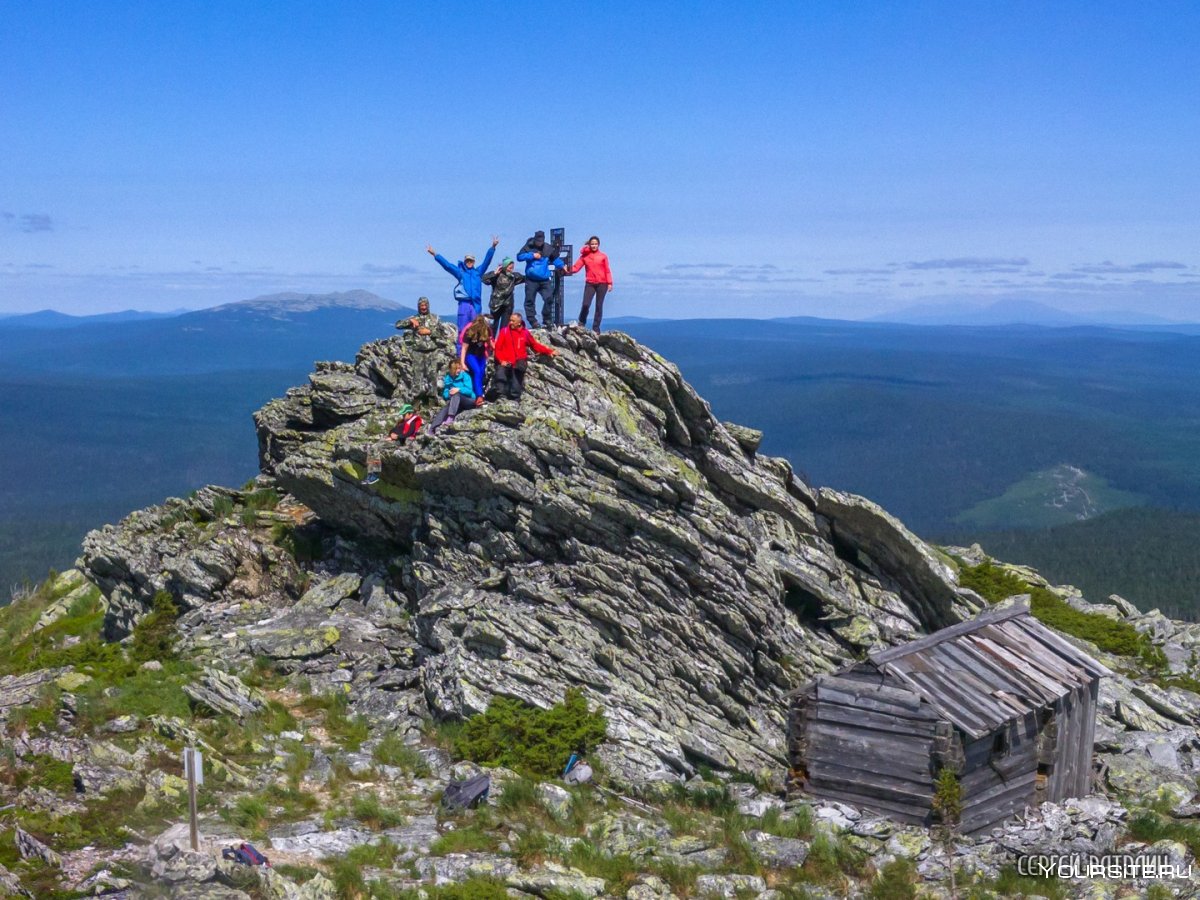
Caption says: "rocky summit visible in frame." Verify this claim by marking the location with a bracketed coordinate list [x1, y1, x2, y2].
[4, 320, 1200, 898]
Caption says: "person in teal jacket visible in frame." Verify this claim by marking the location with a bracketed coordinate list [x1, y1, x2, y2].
[427, 358, 478, 434]
[426, 236, 499, 337]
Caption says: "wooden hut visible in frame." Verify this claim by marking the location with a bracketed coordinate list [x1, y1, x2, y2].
[787, 601, 1110, 835]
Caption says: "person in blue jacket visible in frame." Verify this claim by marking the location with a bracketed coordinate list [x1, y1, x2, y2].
[426, 236, 499, 337]
[427, 358, 477, 434]
[517, 230, 564, 329]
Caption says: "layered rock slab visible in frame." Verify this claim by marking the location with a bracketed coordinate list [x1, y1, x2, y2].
[246, 325, 979, 778]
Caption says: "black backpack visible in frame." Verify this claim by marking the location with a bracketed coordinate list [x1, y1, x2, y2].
[441, 774, 491, 810]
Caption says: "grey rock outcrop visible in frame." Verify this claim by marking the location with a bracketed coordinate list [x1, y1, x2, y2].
[14, 825, 62, 867]
[182, 667, 266, 718]
[242, 326, 979, 778]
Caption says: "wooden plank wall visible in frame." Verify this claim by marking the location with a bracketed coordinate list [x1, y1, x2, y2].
[793, 675, 940, 825]
[957, 712, 1039, 835]
[1048, 682, 1096, 801]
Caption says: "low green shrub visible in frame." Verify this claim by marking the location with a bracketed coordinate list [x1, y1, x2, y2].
[561, 842, 642, 892]
[345, 837, 399, 868]
[957, 561, 1162, 663]
[130, 591, 181, 662]
[978, 864, 1069, 899]
[272, 522, 326, 562]
[349, 792, 407, 830]
[495, 776, 541, 815]
[301, 691, 370, 750]
[373, 733, 431, 776]
[452, 688, 607, 777]
[866, 858, 918, 900]
[760, 805, 811, 839]
[798, 832, 866, 888]
[430, 824, 498, 855]
[429, 877, 512, 900]
[1127, 809, 1200, 858]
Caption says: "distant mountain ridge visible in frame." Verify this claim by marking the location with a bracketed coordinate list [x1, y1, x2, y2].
[0, 308, 187, 329]
[193, 289, 403, 319]
[869, 298, 1181, 327]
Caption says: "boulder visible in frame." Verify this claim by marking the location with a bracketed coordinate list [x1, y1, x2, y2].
[14, 826, 61, 867]
[694, 874, 767, 898]
[183, 667, 267, 718]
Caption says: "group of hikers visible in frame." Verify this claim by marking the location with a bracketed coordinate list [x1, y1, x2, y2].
[380, 230, 613, 441]
[426, 230, 614, 335]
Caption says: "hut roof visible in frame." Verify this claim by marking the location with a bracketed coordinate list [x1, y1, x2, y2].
[863, 601, 1112, 739]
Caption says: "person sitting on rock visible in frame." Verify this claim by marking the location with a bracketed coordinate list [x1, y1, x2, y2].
[458, 316, 493, 403]
[428, 359, 477, 434]
[427, 237, 499, 339]
[387, 404, 424, 443]
[482, 257, 525, 338]
[398, 297, 439, 336]
[492, 313, 556, 401]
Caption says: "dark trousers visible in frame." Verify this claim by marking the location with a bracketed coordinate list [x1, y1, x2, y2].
[579, 283, 609, 331]
[492, 360, 528, 400]
[490, 302, 511, 337]
[523, 279, 553, 326]
[429, 391, 472, 430]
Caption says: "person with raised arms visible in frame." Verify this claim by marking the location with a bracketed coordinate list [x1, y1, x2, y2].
[426, 236, 499, 338]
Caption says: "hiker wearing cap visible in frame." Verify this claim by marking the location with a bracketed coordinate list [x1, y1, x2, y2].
[398, 297, 440, 336]
[482, 258, 526, 338]
[458, 316, 493, 401]
[517, 230, 565, 329]
[387, 405, 424, 443]
[428, 358, 477, 434]
[426, 237, 499, 338]
[563, 236, 614, 333]
[492, 313, 556, 401]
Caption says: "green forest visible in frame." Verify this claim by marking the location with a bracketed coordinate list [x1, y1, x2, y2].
[7, 313, 1200, 622]
[938, 508, 1200, 621]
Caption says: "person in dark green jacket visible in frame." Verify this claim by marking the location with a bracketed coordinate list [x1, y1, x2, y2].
[483, 258, 526, 337]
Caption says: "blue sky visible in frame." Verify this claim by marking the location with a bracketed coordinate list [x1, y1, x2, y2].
[2, 1, 1198, 318]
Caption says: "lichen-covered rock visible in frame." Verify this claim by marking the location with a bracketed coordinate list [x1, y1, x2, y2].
[79, 485, 306, 639]
[743, 830, 809, 867]
[415, 853, 518, 884]
[695, 873, 767, 898]
[241, 327, 976, 779]
[183, 667, 266, 718]
[14, 825, 62, 867]
[0, 668, 69, 721]
[0, 862, 32, 898]
[505, 862, 608, 898]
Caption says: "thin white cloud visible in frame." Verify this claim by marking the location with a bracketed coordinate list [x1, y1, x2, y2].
[1073, 260, 1188, 275]
[904, 257, 1030, 272]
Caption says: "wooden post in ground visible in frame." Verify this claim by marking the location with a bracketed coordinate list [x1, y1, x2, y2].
[185, 747, 199, 851]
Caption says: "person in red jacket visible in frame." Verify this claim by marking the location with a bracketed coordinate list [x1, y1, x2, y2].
[492, 313, 556, 400]
[386, 404, 423, 443]
[563, 235, 613, 332]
